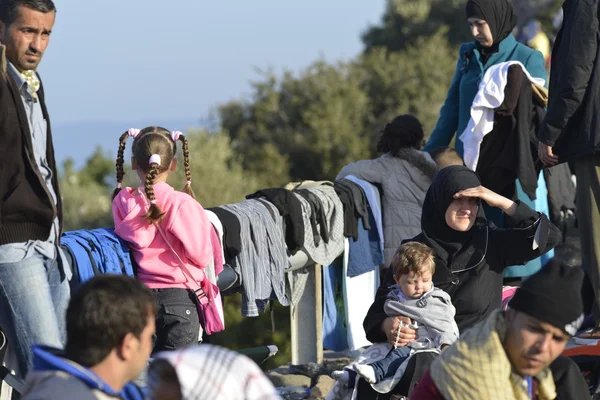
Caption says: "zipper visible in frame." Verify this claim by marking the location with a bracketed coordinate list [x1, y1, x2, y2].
[447, 226, 489, 274]
[435, 227, 489, 288]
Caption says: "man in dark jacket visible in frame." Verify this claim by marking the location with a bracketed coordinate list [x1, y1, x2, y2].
[410, 260, 590, 400]
[537, 0, 600, 339]
[0, 0, 69, 377]
[22, 276, 154, 400]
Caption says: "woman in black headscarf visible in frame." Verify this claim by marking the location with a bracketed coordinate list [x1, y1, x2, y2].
[423, 0, 552, 282]
[424, 0, 547, 157]
[359, 166, 561, 397]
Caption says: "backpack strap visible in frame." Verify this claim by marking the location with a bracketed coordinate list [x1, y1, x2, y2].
[155, 222, 209, 305]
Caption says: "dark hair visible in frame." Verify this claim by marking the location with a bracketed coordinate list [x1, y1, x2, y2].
[430, 146, 464, 168]
[113, 126, 195, 224]
[391, 242, 436, 277]
[376, 114, 424, 155]
[65, 275, 156, 367]
[147, 359, 182, 399]
[0, 0, 56, 26]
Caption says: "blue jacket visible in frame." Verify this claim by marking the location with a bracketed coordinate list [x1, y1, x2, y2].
[22, 346, 145, 400]
[424, 34, 547, 155]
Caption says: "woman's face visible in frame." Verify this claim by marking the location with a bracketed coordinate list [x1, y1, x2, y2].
[468, 18, 494, 47]
[445, 197, 479, 232]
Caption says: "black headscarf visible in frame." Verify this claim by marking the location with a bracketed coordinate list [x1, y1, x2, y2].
[421, 166, 485, 261]
[466, 0, 517, 54]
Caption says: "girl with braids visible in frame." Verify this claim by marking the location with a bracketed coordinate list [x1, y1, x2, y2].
[336, 115, 437, 266]
[112, 126, 213, 352]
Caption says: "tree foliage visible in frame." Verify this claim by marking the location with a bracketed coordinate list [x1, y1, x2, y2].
[362, 0, 471, 53]
[218, 31, 456, 181]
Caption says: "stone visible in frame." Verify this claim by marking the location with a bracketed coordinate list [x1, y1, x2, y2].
[309, 375, 336, 399]
[267, 371, 312, 388]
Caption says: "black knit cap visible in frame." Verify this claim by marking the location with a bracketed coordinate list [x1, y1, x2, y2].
[509, 259, 584, 336]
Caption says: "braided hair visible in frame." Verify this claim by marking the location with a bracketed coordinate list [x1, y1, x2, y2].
[376, 115, 425, 156]
[178, 134, 195, 199]
[112, 126, 195, 224]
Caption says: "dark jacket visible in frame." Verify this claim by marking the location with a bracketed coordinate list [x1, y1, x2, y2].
[0, 45, 62, 245]
[477, 65, 545, 200]
[245, 188, 305, 254]
[363, 201, 561, 341]
[538, 0, 600, 162]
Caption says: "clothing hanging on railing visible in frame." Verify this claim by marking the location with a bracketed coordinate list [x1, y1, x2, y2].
[246, 188, 305, 255]
[343, 175, 384, 256]
[291, 186, 344, 267]
[343, 238, 380, 351]
[333, 180, 370, 241]
[219, 199, 290, 317]
[295, 189, 329, 246]
[206, 206, 242, 262]
[321, 177, 385, 351]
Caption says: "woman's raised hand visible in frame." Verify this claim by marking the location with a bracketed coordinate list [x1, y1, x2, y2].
[454, 185, 518, 216]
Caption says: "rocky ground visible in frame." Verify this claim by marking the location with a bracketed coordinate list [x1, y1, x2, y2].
[267, 351, 355, 399]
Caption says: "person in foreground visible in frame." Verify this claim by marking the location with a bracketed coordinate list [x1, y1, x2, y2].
[359, 165, 561, 398]
[332, 242, 458, 386]
[21, 275, 156, 400]
[537, 0, 600, 342]
[146, 344, 281, 400]
[410, 260, 589, 400]
[0, 0, 70, 377]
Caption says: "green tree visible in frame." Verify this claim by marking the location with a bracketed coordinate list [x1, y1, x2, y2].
[358, 30, 457, 146]
[167, 129, 267, 206]
[219, 61, 373, 181]
[362, 0, 470, 53]
[60, 148, 115, 231]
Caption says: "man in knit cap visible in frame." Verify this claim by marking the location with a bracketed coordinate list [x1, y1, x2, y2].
[411, 259, 589, 399]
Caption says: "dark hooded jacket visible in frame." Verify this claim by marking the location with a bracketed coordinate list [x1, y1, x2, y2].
[363, 166, 562, 340]
[537, 0, 600, 162]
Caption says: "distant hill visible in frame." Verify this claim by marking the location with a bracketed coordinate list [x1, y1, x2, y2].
[52, 118, 206, 169]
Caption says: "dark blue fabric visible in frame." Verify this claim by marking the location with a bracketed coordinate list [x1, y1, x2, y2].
[322, 261, 348, 351]
[367, 208, 384, 266]
[347, 206, 383, 277]
[61, 228, 135, 284]
[370, 346, 412, 382]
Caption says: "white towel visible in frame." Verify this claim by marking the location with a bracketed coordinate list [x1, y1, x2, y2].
[459, 61, 545, 171]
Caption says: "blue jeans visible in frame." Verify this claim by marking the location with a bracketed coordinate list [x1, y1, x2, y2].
[0, 254, 70, 377]
[370, 346, 411, 382]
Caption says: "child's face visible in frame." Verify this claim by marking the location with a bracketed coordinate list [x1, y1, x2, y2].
[394, 266, 433, 298]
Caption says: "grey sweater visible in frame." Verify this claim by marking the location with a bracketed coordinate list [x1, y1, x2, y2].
[384, 286, 459, 349]
[336, 150, 437, 266]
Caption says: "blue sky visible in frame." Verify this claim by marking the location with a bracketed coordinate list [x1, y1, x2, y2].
[42, 1, 386, 126]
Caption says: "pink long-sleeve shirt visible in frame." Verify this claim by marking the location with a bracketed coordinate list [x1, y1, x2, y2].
[112, 182, 213, 289]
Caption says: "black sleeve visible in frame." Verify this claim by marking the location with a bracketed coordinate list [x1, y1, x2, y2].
[496, 65, 525, 116]
[538, 0, 599, 146]
[363, 266, 395, 343]
[551, 355, 592, 400]
[489, 201, 562, 269]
